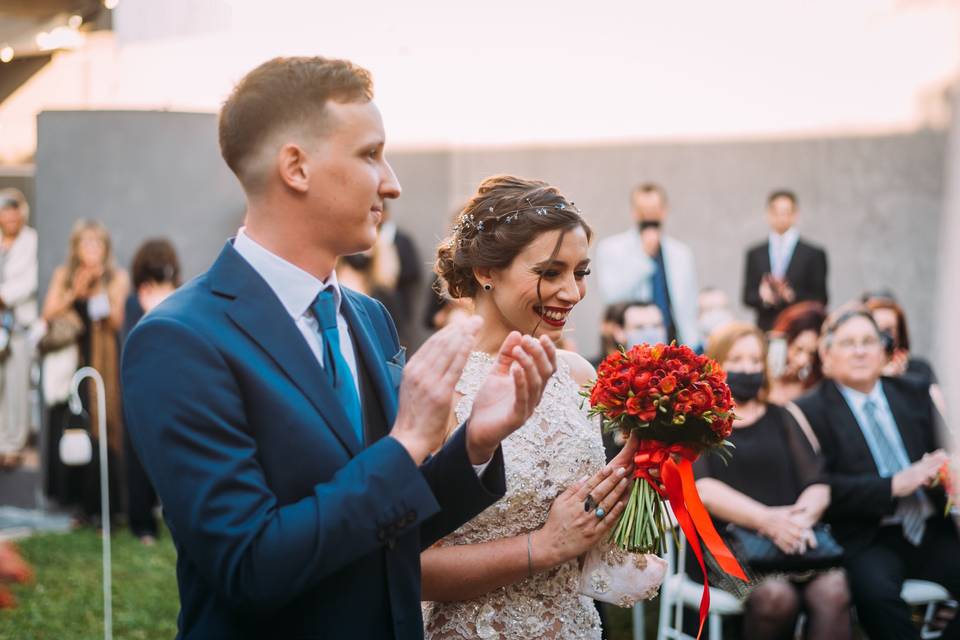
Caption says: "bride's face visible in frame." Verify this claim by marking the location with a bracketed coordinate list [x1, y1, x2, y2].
[485, 225, 591, 340]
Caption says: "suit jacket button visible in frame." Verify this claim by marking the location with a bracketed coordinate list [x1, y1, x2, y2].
[405, 511, 417, 525]
[377, 528, 387, 541]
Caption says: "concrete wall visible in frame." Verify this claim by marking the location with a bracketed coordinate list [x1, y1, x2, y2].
[34, 111, 245, 300]
[34, 110, 947, 360]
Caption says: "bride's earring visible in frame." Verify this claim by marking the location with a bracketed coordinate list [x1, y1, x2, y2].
[482, 283, 493, 291]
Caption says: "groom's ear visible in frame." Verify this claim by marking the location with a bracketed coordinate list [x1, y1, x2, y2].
[277, 143, 310, 194]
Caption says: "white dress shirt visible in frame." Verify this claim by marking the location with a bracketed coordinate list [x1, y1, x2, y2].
[768, 227, 799, 279]
[233, 228, 359, 390]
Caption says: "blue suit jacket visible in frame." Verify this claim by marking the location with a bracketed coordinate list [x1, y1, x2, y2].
[122, 242, 505, 639]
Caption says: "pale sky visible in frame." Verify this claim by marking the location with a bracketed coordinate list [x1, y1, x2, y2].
[1, 0, 958, 161]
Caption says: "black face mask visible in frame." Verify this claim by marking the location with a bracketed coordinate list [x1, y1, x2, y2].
[638, 220, 662, 231]
[726, 371, 764, 403]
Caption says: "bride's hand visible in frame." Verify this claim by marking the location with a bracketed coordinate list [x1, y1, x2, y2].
[532, 466, 631, 568]
[609, 431, 640, 473]
[466, 332, 557, 464]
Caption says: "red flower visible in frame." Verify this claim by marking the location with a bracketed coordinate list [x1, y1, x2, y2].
[587, 343, 735, 450]
[659, 375, 677, 394]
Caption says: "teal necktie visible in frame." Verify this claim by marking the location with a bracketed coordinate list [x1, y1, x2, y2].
[311, 289, 363, 445]
[863, 399, 932, 545]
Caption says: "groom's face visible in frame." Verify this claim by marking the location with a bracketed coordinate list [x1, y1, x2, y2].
[304, 100, 401, 257]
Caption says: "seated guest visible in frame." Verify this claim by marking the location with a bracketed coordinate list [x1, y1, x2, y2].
[696, 322, 849, 640]
[591, 302, 628, 367]
[862, 293, 937, 387]
[767, 301, 826, 405]
[697, 286, 736, 344]
[621, 300, 667, 349]
[795, 308, 959, 640]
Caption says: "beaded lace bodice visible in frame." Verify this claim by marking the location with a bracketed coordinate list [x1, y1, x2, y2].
[422, 352, 607, 640]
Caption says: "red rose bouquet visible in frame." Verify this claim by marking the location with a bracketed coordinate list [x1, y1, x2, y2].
[585, 343, 747, 637]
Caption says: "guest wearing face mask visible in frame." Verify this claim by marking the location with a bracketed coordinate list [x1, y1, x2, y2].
[599, 301, 666, 460]
[694, 322, 850, 640]
[698, 286, 737, 344]
[596, 183, 701, 348]
[621, 300, 667, 348]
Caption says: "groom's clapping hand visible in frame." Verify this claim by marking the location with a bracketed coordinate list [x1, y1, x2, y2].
[391, 315, 484, 465]
[465, 332, 557, 465]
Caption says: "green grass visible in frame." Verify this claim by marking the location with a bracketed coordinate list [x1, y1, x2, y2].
[0, 527, 665, 639]
[0, 528, 180, 640]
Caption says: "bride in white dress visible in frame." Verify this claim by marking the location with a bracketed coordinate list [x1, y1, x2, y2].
[421, 176, 658, 640]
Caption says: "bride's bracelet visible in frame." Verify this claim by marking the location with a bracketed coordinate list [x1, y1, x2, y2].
[526, 532, 533, 578]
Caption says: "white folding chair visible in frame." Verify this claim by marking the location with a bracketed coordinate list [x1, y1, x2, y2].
[901, 579, 954, 640]
[655, 531, 743, 640]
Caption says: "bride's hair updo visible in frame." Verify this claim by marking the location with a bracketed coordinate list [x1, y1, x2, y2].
[435, 175, 592, 299]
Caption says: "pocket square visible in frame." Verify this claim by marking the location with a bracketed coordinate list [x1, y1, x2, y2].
[386, 347, 406, 387]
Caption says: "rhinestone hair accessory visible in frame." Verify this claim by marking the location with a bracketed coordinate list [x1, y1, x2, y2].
[452, 198, 583, 247]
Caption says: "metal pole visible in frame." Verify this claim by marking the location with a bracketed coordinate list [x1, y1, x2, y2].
[70, 367, 112, 640]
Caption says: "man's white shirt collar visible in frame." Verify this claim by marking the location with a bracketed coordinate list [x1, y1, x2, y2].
[233, 227, 341, 320]
[769, 226, 799, 248]
[837, 380, 884, 413]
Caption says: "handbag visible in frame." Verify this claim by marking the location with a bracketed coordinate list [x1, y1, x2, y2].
[724, 523, 843, 574]
[38, 311, 84, 354]
[578, 541, 667, 607]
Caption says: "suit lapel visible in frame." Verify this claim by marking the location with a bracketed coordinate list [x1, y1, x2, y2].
[823, 381, 881, 474]
[785, 240, 806, 284]
[210, 243, 363, 457]
[340, 292, 398, 427]
[759, 242, 772, 275]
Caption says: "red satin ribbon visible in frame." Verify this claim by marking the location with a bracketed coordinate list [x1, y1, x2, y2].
[635, 441, 748, 640]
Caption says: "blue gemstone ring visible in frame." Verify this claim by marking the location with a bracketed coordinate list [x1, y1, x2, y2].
[595, 507, 606, 519]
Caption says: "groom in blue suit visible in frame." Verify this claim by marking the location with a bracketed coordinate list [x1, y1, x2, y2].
[122, 56, 557, 639]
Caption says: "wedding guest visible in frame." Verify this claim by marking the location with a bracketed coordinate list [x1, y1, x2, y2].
[622, 300, 667, 349]
[596, 182, 700, 348]
[377, 202, 422, 346]
[862, 293, 937, 388]
[0, 189, 38, 469]
[422, 175, 662, 640]
[767, 301, 826, 405]
[590, 302, 627, 368]
[424, 277, 474, 332]
[743, 190, 828, 331]
[795, 308, 960, 640]
[122, 238, 181, 544]
[42, 220, 129, 525]
[695, 322, 848, 640]
[697, 286, 736, 344]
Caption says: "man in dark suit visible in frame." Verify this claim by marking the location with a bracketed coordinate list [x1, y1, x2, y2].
[121, 56, 558, 640]
[374, 201, 422, 347]
[795, 308, 958, 640]
[743, 190, 828, 331]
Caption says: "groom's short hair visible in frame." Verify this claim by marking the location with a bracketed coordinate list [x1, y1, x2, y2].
[219, 56, 373, 190]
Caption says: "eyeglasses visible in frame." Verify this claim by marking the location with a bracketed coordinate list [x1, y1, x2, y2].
[833, 336, 882, 352]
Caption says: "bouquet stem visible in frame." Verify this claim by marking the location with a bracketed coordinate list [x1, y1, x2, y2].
[609, 478, 670, 554]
